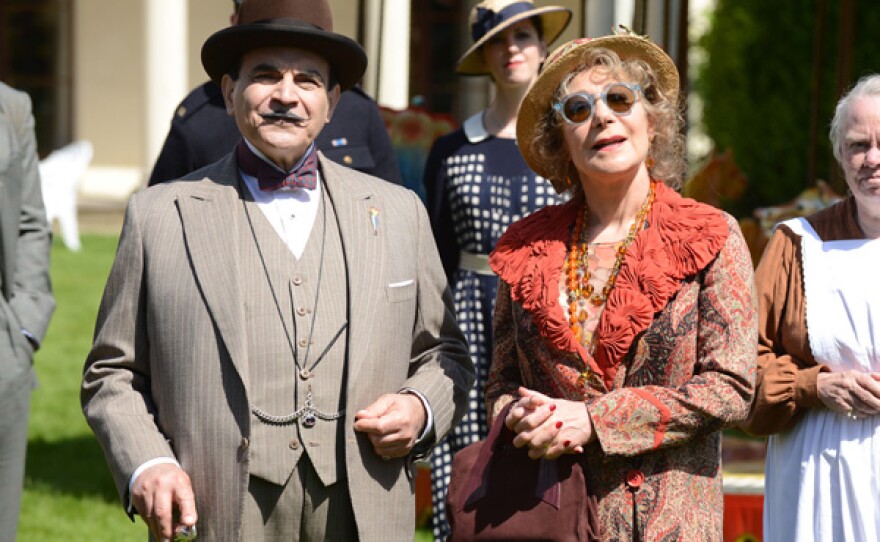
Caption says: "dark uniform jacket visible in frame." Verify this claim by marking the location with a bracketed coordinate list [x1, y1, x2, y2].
[148, 82, 401, 185]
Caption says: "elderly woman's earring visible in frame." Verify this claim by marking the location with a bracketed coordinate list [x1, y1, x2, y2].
[646, 156, 655, 169]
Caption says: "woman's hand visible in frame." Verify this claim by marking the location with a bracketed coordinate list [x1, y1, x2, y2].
[817, 370, 880, 418]
[505, 387, 595, 459]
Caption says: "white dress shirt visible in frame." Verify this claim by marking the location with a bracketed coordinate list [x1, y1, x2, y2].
[240, 140, 321, 259]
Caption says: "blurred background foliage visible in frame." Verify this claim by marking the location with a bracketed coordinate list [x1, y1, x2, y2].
[696, 0, 880, 218]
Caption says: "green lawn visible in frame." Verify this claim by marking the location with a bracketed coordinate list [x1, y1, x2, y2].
[20, 233, 435, 541]
[21, 234, 145, 541]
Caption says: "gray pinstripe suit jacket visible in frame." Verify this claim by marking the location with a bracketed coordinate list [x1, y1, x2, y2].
[81, 152, 473, 541]
[0, 82, 54, 355]
[0, 81, 54, 542]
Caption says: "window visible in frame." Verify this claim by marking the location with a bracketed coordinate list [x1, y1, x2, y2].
[409, 0, 465, 115]
[0, 0, 73, 157]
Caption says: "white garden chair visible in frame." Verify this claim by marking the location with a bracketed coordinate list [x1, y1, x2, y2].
[38, 140, 93, 251]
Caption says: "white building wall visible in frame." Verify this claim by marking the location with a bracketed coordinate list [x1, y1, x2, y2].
[145, 0, 188, 177]
[71, 0, 687, 201]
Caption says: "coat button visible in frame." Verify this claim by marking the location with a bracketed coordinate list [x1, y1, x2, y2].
[343, 155, 353, 165]
[625, 469, 644, 489]
[241, 437, 249, 449]
[289, 440, 299, 450]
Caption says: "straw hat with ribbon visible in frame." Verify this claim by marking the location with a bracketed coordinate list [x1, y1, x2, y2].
[516, 30, 681, 189]
[457, 0, 572, 75]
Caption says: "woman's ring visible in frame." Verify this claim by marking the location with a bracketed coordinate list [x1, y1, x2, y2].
[846, 409, 858, 420]
[173, 525, 197, 541]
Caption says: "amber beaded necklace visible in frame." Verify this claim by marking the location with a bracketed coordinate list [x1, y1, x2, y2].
[565, 180, 655, 344]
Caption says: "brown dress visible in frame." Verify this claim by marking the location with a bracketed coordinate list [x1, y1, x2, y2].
[742, 196, 862, 435]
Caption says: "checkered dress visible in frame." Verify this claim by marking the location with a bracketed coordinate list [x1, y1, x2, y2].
[423, 127, 563, 541]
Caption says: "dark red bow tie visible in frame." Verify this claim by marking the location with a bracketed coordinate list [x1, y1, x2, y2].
[236, 140, 318, 191]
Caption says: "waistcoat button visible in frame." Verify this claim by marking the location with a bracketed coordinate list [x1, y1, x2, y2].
[289, 440, 299, 450]
[625, 469, 644, 489]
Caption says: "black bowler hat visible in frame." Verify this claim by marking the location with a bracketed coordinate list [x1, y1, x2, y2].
[201, 0, 367, 90]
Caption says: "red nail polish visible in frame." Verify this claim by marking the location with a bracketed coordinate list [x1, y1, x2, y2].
[563, 440, 571, 447]
[549, 405, 557, 412]
[555, 421, 563, 429]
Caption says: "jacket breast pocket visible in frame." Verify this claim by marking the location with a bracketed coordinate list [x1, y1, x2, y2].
[385, 279, 416, 303]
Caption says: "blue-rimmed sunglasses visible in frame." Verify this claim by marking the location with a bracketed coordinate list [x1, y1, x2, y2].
[553, 82, 642, 125]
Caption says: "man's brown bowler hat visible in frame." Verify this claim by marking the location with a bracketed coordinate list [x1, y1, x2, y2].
[201, 0, 367, 90]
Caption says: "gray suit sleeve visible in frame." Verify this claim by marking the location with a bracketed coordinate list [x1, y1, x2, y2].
[400, 191, 474, 443]
[81, 196, 177, 505]
[6, 88, 54, 345]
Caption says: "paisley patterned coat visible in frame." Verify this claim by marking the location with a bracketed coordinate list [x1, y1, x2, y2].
[486, 183, 757, 541]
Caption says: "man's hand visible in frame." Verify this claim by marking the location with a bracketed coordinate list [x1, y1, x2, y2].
[131, 463, 197, 541]
[353, 393, 426, 459]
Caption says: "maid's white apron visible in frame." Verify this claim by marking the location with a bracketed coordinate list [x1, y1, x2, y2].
[764, 218, 880, 541]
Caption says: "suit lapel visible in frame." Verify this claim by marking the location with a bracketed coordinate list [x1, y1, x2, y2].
[319, 155, 384, 390]
[173, 154, 387, 402]
[0, 178, 12, 297]
[0, 115, 17, 298]
[175, 159, 250, 393]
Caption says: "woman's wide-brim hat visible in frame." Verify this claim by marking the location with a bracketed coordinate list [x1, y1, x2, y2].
[517, 32, 680, 182]
[201, 0, 367, 91]
[457, 0, 572, 75]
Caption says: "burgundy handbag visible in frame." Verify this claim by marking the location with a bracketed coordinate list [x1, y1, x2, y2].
[446, 402, 599, 541]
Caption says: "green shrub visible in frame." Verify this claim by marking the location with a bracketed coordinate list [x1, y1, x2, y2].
[697, 0, 880, 216]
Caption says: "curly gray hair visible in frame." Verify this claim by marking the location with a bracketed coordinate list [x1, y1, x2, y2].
[527, 47, 685, 194]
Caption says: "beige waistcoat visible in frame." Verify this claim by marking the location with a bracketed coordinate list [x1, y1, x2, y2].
[241, 193, 348, 487]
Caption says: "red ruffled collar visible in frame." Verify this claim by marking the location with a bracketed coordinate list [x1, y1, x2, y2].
[489, 182, 729, 390]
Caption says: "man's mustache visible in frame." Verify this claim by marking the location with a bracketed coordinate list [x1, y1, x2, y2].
[261, 111, 307, 125]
